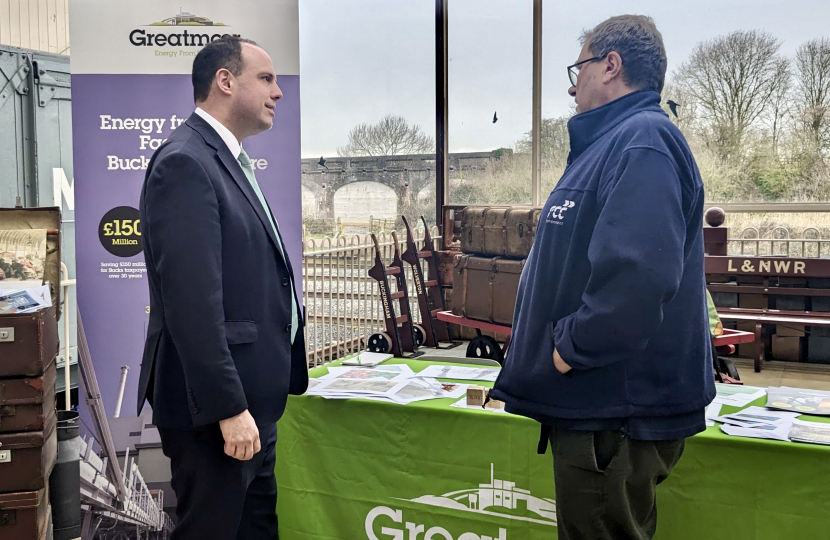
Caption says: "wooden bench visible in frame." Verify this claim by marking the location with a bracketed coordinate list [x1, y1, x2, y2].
[706, 255, 830, 372]
[702, 214, 830, 372]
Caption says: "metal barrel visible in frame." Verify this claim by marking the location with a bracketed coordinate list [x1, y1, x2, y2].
[49, 410, 82, 540]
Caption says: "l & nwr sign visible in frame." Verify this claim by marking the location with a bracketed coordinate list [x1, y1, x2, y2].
[705, 256, 830, 277]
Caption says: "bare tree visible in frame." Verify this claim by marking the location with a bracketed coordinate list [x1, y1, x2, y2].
[675, 30, 788, 155]
[516, 115, 571, 171]
[767, 59, 792, 155]
[337, 115, 434, 157]
[794, 38, 830, 150]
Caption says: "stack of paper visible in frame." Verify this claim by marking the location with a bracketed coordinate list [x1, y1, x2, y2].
[0, 285, 52, 314]
[306, 365, 469, 405]
[720, 423, 792, 442]
[789, 419, 830, 446]
[718, 406, 800, 441]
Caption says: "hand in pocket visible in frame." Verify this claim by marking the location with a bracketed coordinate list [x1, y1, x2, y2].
[553, 348, 572, 374]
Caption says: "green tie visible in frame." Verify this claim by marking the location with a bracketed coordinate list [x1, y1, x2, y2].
[238, 148, 299, 344]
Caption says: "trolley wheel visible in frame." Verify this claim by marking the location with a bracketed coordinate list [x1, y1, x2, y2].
[368, 332, 392, 353]
[413, 324, 427, 347]
[466, 335, 504, 364]
[718, 357, 741, 381]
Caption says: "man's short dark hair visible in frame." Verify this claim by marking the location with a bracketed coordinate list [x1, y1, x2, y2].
[192, 36, 259, 103]
[581, 15, 667, 93]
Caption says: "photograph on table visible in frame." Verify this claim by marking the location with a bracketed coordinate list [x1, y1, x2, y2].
[395, 381, 437, 401]
[332, 369, 403, 381]
[310, 378, 405, 395]
[320, 365, 413, 382]
[304, 364, 472, 404]
[392, 379, 469, 404]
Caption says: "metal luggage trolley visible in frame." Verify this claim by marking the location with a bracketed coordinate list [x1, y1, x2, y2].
[436, 311, 755, 373]
[401, 216, 456, 349]
[366, 232, 420, 357]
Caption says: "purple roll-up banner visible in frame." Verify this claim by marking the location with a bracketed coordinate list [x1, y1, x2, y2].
[68, 1, 301, 423]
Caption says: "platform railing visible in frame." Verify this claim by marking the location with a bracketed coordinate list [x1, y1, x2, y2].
[302, 227, 439, 367]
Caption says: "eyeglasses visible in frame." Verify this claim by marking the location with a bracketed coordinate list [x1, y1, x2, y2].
[567, 56, 604, 87]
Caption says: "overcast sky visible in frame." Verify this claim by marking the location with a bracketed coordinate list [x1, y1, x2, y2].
[297, 0, 830, 158]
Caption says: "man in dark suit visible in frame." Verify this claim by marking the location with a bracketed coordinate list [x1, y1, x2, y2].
[137, 36, 307, 540]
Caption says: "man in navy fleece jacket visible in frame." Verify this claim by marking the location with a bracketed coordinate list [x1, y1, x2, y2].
[489, 15, 714, 540]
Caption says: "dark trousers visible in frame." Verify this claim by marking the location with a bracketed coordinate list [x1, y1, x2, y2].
[549, 428, 685, 540]
[158, 422, 279, 540]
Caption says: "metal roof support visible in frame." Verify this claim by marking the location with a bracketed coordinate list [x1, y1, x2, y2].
[435, 0, 449, 234]
[532, 0, 543, 207]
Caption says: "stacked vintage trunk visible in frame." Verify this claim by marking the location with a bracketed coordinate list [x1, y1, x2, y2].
[450, 206, 541, 330]
[0, 308, 58, 539]
[0, 208, 61, 540]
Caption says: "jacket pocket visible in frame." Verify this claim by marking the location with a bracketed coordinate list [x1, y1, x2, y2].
[225, 320, 258, 345]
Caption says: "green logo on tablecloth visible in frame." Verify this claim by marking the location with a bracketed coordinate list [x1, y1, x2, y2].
[365, 464, 556, 539]
[402, 463, 557, 527]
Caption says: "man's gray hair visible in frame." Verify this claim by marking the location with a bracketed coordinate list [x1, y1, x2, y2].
[580, 15, 667, 93]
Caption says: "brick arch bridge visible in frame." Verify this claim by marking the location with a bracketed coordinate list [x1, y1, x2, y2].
[301, 152, 495, 220]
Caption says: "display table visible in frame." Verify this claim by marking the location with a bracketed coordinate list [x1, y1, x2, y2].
[275, 359, 830, 539]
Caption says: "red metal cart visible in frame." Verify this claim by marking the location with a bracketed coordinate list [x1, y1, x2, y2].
[436, 310, 755, 380]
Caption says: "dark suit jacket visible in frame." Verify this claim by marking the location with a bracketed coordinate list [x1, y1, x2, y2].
[137, 112, 308, 429]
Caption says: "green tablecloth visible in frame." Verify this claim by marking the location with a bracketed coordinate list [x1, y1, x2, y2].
[275, 359, 830, 539]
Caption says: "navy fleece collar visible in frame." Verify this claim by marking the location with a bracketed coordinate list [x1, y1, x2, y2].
[567, 89, 666, 161]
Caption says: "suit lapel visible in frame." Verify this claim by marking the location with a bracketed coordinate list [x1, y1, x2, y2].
[217, 147, 286, 258]
[186, 114, 285, 261]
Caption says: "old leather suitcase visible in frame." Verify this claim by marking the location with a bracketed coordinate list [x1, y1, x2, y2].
[482, 207, 512, 257]
[443, 287, 502, 341]
[0, 411, 57, 493]
[0, 306, 58, 378]
[0, 488, 51, 540]
[461, 206, 541, 259]
[460, 206, 489, 255]
[452, 255, 525, 325]
[503, 207, 542, 259]
[0, 359, 57, 433]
